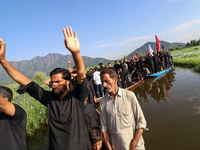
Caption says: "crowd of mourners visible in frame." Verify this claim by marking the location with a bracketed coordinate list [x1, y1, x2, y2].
[0, 26, 174, 150]
[86, 50, 173, 95]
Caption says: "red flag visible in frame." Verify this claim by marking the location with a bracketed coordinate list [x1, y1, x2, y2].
[166, 89, 170, 98]
[155, 35, 160, 53]
[133, 53, 137, 59]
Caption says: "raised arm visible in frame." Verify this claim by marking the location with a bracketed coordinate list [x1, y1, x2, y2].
[0, 38, 31, 86]
[0, 95, 15, 116]
[62, 26, 86, 83]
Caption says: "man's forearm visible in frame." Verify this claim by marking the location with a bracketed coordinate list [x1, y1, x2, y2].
[0, 59, 31, 86]
[130, 128, 144, 150]
[103, 131, 112, 150]
[71, 52, 86, 83]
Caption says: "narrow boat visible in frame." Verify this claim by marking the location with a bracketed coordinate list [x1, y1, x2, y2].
[126, 79, 144, 90]
[147, 66, 174, 77]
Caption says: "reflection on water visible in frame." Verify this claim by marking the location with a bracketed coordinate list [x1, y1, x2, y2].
[130, 67, 200, 150]
[132, 68, 176, 106]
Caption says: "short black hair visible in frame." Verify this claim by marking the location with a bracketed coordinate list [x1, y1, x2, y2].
[50, 67, 71, 80]
[94, 67, 99, 71]
[89, 126, 103, 144]
[0, 86, 13, 102]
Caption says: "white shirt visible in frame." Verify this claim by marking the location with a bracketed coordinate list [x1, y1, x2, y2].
[93, 71, 102, 85]
[100, 88, 147, 150]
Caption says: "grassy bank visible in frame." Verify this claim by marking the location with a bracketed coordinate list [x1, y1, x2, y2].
[170, 45, 200, 72]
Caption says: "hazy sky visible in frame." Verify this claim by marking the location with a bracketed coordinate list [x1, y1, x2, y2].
[1, 0, 200, 61]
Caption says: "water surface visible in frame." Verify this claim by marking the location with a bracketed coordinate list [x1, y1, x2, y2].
[132, 67, 200, 150]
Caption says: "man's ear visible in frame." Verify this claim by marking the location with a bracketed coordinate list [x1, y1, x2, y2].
[4, 97, 8, 101]
[114, 77, 118, 83]
[65, 80, 70, 86]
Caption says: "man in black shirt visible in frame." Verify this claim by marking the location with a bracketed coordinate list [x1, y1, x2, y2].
[0, 27, 92, 150]
[0, 85, 27, 150]
[114, 60, 119, 72]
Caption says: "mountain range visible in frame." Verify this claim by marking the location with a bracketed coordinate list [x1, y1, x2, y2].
[0, 40, 185, 85]
[126, 40, 185, 58]
[0, 54, 112, 85]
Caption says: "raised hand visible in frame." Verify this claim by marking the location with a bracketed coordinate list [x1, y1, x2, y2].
[62, 26, 80, 53]
[0, 38, 6, 61]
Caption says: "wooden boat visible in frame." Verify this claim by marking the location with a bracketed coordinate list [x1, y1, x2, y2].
[126, 79, 144, 90]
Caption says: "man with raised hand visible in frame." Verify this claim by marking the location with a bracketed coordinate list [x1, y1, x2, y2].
[0, 26, 92, 150]
[100, 68, 147, 150]
[0, 85, 27, 150]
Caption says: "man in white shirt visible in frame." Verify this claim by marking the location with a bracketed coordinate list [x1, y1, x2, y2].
[100, 68, 147, 150]
[93, 67, 104, 97]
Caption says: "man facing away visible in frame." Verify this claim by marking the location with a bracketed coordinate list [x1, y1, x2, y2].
[100, 68, 147, 150]
[0, 86, 27, 150]
[93, 67, 104, 98]
[0, 26, 92, 150]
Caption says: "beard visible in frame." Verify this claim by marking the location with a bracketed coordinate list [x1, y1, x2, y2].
[105, 87, 113, 93]
[53, 85, 67, 98]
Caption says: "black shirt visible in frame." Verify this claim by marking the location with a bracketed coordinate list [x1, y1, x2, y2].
[0, 104, 27, 150]
[83, 103, 97, 131]
[17, 79, 92, 150]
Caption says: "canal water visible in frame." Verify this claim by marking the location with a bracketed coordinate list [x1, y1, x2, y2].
[35, 67, 200, 150]
[131, 67, 200, 150]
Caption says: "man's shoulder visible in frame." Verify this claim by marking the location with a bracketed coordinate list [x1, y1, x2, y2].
[120, 88, 135, 98]
[120, 88, 132, 94]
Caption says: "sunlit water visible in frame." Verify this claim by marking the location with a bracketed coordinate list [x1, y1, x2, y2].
[131, 67, 200, 150]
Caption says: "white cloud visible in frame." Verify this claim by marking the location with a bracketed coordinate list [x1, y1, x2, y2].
[117, 36, 151, 46]
[159, 19, 200, 36]
[97, 43, 116, 48]
[191, 0, 200, 5]
[95, 40, 104, 43]
[103, 52, 126, 60]
[96, 35, 152, 48]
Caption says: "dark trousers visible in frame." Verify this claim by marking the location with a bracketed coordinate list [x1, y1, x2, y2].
[94, 84, 104, 98]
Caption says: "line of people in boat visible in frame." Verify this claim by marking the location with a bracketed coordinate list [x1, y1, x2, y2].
[84, 49, 173, 96]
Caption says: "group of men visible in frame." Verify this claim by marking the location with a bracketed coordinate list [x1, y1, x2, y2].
[0, 26, 147, 150]
[88, 49, 173, 92]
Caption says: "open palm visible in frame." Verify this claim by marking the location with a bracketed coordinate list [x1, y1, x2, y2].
[63, 26, 80, 53]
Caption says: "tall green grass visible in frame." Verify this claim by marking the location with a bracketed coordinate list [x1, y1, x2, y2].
[171, 45, 200, 72]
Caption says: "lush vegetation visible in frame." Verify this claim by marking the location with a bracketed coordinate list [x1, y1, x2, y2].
[185, 38, 200, 47]
[170, 45, 200, 72]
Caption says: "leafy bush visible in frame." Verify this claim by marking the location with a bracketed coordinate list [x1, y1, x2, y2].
[33, 71, 46, 83]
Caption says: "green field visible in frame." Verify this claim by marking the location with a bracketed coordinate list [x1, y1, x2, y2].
[170, 45, 200, 72]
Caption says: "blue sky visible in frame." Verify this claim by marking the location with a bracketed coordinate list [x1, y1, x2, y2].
[1, 0, 200, 61]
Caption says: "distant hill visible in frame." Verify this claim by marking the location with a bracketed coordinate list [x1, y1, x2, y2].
[0, 53, 113, 85]
[126, 41, 185, 58]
